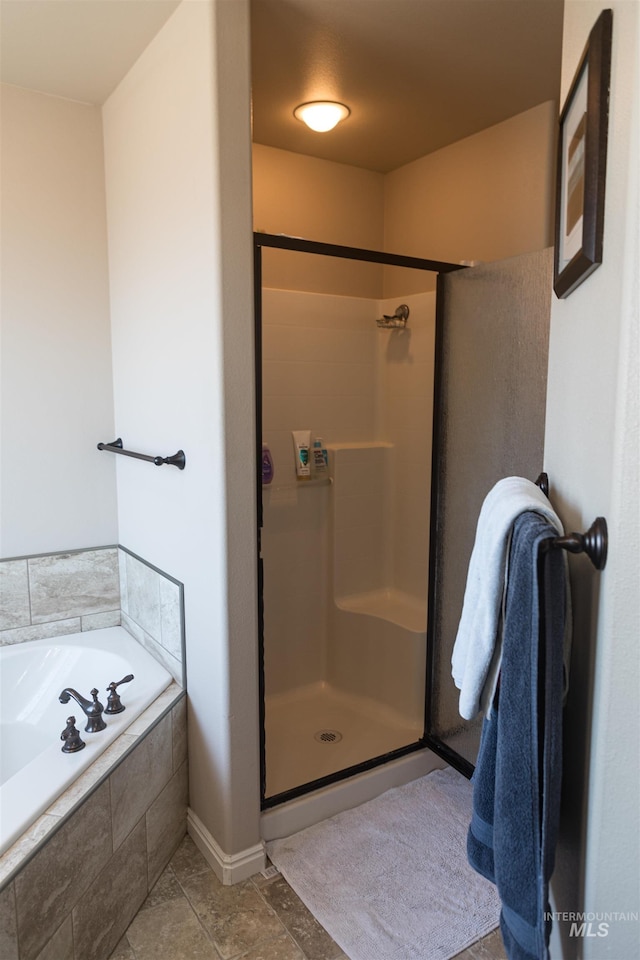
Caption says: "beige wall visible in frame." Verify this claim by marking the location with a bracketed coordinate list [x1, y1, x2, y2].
[0, 84, 117, 557]
[2, 0, 260, 875]
[383, 100, 557, 295]
[545, 3, 639, 957]
[253, 101, 556, 298]
[103, 0, 260, 869]
[253, 144, 385, 297]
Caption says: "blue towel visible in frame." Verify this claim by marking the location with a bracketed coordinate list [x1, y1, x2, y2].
[467, 511, 567, 959]
[451, 477, 564, 719]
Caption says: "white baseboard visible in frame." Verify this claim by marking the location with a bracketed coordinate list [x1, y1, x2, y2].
[187, 808, 266, 885]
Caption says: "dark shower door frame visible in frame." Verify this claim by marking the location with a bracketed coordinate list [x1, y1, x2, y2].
[253, 232, 472, 811]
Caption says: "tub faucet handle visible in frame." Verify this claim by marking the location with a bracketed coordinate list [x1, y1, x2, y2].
[105, 674, 134, 715]
[61, 716, 86, 753]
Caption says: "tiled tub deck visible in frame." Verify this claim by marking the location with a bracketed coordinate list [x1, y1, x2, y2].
[0, 687, 187, 960]
[0, 544, 188, 960]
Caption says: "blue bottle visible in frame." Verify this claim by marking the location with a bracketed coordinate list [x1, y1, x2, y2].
[312, 437, 328, 476]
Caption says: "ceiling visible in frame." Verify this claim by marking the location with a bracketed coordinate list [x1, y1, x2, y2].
[252, 0, 564, 172]
[1, 0, 563, 173]
[0, 0, 180, 105]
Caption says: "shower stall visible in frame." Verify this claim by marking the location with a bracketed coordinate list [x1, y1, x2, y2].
[254, 234, 464, 817]
[255, 234, 554, 834]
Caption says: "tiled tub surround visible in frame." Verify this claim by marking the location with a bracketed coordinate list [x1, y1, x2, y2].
[118, 547, 184, 685]
[0, 548, 120, 644]
[0, 688, 187, 960]
[0, 546, 184, 685]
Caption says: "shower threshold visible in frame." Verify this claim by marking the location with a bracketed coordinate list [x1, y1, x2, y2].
[264, 681, 423, 800]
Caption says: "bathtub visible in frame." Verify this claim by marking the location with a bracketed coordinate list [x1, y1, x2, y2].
[0, 626, 173, 856]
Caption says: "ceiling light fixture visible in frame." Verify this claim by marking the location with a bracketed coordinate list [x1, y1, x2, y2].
[294, 101, 350, 133]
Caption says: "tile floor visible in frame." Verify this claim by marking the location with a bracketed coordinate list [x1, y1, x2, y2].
[110, 834, 507, 960]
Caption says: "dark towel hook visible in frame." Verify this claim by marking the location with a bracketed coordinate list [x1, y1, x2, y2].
[97, 438, 186, 470]
[535, 472, 607, 570]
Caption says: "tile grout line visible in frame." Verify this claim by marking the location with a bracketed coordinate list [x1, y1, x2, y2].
[122, 933, 138, 960]
[250, 874, 312, 960]
[249, 869, 344, 960]
[26, 558, 33, 626]
[170, 862, 226, 960]
[172, 858, 312, 960]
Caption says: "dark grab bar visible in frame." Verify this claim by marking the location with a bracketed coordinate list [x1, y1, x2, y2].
[97, 438, 185, 470]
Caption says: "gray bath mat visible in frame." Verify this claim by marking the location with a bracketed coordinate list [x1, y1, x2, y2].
[267, 766, 501, 960]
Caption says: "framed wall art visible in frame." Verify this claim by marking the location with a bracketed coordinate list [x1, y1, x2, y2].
[553, 9, 613, 299]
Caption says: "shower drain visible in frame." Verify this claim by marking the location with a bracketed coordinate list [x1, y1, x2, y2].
[314, 729, 343, 744]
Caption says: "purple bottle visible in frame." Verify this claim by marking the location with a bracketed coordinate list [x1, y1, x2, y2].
[261, 443, 274, 485]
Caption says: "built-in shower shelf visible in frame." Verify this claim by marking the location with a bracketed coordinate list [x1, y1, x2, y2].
[336, 589, 427, 633]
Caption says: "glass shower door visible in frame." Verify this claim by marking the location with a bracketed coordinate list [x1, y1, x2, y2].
[426, 249, 553, 770]
[254, 232, 464, 806]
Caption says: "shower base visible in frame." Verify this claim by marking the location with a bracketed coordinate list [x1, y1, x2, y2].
[264, 681, 423, 800]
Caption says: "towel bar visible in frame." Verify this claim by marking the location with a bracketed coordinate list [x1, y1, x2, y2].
[97, 438, 186, 470]
[547, 516, 608, 570]
[535, 472, 607, 570]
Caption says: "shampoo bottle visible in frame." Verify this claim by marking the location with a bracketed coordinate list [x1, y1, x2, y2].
[261, 443, 274, 485]
[312, 437, 328, 476]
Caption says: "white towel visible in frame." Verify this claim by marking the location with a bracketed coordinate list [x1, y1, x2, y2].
[451, 476, 564, 720]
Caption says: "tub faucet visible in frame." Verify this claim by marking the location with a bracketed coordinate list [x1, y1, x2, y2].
[59, 687, 107, 733]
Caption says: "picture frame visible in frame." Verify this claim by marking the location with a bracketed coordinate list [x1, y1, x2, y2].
[553, 9, 613, 299]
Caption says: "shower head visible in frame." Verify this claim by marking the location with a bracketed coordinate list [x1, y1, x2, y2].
[376, 304, 409, 329]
